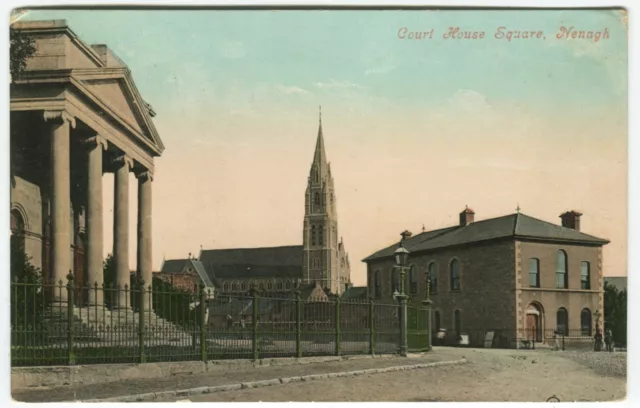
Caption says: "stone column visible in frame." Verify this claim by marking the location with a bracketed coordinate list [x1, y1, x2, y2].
[44, 110, 75, 301]
[112, 154, 133, 309]
[84, 136, 108, 306]
[136, 170, 153, 311]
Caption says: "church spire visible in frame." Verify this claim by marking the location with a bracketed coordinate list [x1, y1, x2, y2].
[313, 105, 327, 168]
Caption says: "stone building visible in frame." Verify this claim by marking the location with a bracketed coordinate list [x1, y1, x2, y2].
[363, 208, 609, 347]
[164, 112, 352, 296]
[10, 20, 163, 309]
[154, 257, 215, 294]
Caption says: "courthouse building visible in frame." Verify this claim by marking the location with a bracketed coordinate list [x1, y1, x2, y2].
[10, 20, 163, 308]
[363, 208, 609, 347]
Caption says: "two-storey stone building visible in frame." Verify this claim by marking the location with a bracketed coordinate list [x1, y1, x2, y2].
[363, 208, 609, 347]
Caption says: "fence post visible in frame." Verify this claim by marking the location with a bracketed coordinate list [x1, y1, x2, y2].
[296, 290, 302, 358]
[138, 278, 146, 364]
[369, 300, 375, 355]
[66, 272, 75, 365]
[252, 287, 259, 361]
[199, 283, 207, 362]
[422, 299, 433, 352]
[335, 297, 341, 356]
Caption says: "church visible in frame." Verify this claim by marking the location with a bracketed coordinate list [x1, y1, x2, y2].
[160, 112, 353, 296]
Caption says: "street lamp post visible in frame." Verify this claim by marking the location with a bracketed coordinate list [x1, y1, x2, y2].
[394, 237, 410, 357]
[422, 269, 434, 352]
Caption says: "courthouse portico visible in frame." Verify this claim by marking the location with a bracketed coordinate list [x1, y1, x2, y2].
[10, 20, 164, 309]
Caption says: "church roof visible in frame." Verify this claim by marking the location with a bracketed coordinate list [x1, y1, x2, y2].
[363, 212, 609, 262]
[340, 286, 368, 301]
[199, 245, 304, 280]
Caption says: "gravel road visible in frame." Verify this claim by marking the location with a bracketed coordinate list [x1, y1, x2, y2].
[180, 348, 626, 403]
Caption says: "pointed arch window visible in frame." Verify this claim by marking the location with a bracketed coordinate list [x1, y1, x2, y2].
[314, 192, 321, 206]
[240, 282, 247, 291]
[311, 225, 316, 245]
[556, 250, 568, 289]
[318, 228, 324, 245]
[580, 261, 591, 290]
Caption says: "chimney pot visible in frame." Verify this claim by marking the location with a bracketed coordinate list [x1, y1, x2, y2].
[560, 210, 582, 231]
[459, 206, 475, 226]
[400, 230, 413, 240]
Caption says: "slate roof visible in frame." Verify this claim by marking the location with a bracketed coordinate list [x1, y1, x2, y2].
[340, 286, 368, 301]
[363, 213, 609, 262]
[158, 258, 216, 289]
[198, 245, 304, 280]
[604, 277, 627, 293]
[160, 259, 190, 273]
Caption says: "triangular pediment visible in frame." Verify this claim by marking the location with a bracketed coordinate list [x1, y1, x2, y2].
[82, 78, 146, 135]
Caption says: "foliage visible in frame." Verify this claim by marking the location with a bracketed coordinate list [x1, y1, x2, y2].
[604, 281, 627, 346]
[152, 277, 201, 328]
[9, 27, 36, 81]
[10, 233, 46, 329]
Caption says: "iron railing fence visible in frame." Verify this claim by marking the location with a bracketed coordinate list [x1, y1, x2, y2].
[11, 277, 427, 366]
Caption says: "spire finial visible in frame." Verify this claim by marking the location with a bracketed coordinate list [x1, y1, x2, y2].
[516, 203, 521, 213]
[319, 105, 322, 126]
[422, 224, 426, 232]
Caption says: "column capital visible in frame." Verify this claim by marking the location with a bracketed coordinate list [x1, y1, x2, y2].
[135, 170, 154, 182]
[82, 135, 108, 151]
[43, 110, 76, 129]
[111, 154, 134, 171]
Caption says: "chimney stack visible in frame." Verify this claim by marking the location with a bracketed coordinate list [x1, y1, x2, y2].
[400, 230, 413, 241]
[560, 210, 582, 231]
[459, 206, 475, 226]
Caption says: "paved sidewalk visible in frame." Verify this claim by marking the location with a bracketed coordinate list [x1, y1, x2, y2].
[12, 351, 461, 402]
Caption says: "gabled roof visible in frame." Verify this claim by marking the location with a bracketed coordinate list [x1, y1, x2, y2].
[199, 245, 304, 280]
[158, 258, 215, 289]
[363, 213, 609, 262]
[160, 259, 189, 273]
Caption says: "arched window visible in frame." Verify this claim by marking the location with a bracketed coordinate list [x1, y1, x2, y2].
[240, 282, 247, 291]
[408, 265, 418, 294]
[580, 262, 591, 290]
[556, 250, 568, 289]
[277, 281, 283, 290]
[529, 258, 540, 288]
[314, 192, 321, 205]
[267, 282, 273, 290]
[434, 311, 441, 332]
[311, 225, 316, 245]
[231, 282, 238, 291]
[259, 282, 265, 291]
[374, 270, 381, 298]
[223, 282, 229, 292]
[454, 310, 461, 336]
[450, 259, 461, 291]
[556, 308, 568, 335]
[428, 262, 438, 294]
[581, 308, 592, 336]
[10, 209, 26, 249]
[285, 281, 291, 290]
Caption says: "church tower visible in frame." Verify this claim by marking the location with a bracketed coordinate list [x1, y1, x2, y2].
[303, 108, 351, 295]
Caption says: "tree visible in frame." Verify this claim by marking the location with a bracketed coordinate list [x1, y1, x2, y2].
[10, 232, 46, 331]
[604, 281, 627, 347]
[9, 27, 36, 82]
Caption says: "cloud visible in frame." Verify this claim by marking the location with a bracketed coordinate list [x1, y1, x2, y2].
[272, 84, 311, 95]
[219, 40, 246, 59]
[314, 79, 366, 89]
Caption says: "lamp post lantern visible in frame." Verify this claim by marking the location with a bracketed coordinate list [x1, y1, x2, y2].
[393, 238, 410, 357]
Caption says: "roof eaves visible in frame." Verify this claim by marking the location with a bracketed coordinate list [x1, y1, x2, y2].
[514, 234, 610, 246]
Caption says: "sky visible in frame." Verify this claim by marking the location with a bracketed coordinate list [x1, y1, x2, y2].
[21, 8, 628, 285]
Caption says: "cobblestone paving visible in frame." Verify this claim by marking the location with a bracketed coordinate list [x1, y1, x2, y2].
[12, 351, 461, 402]
[180, 348, 626, 403]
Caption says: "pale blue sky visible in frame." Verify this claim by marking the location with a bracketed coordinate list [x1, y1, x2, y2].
[20, 9, 628, 284]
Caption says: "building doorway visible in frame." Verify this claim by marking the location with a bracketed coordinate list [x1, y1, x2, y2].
[525, 303, 543, 342]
